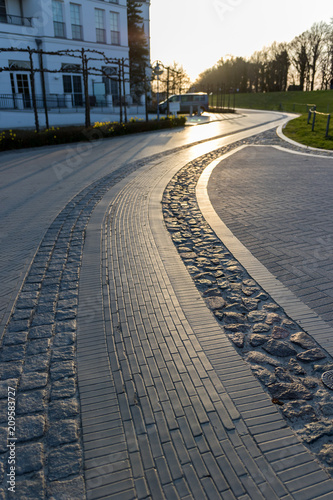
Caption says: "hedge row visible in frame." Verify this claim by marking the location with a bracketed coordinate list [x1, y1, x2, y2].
[0, 116, 187, 151]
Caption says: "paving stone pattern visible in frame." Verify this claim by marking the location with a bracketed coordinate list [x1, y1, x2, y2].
[99, 150, 291, 499]
[0, 157, 170, 499]
[208, 142, 333, 327]
[0, 139, 240, 498]
[162, 135, 333, 480]
[79, 131, 333, 499]
[1, 126, 333, 499]
[0, 112, 261, 337]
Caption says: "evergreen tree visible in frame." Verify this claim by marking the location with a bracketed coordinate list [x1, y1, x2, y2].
[127, 0, 149, 102]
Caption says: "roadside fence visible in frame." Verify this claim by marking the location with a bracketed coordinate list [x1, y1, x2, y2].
[307, 106, 331, 137]
[0, 46, 150, 131]
[278, 102, 317, 113]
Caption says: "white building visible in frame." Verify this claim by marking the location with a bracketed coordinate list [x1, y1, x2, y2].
[0, 0, 150, 118]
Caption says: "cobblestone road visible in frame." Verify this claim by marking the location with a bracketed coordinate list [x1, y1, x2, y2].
[0, 110, 281, 338]
[2, 112, 333, 499]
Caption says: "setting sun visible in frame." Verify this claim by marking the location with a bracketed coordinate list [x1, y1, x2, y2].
[150, 0, 333, 82]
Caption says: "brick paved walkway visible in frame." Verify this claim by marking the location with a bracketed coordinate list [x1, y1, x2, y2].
[2, 115, 333, 499]
[0, 110, 282, 338]
[77, 140, 333, 499]
[207, 145, 333, 328]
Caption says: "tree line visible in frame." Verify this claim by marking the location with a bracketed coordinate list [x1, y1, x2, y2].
[194, 20, 333, 93]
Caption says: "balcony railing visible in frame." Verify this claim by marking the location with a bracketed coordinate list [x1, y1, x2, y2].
[0, 14, 33, 26]
[0, 93, 83, 110]
[111, 30, 120, 45]
[0, 93, 114, 110]
[53, 21, 66, 38]
[96, 28, 106, 43]
[71, 24, 83, 40]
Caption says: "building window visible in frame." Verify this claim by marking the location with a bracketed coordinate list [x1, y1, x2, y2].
[95, 8, 106, 43]
[10, 73, 32, 109]
[0, 2, 32, 27]
[70, 3, 83, 40]
[0, 0, 7, 23]
[102, 66, 119, 100]
[63, 74, 83, 106]
[52, 0, 66, 38]
[110, 12, 120, 45]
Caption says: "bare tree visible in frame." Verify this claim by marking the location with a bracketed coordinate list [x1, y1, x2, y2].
[289, 32, 310, 90]
[319, 21, 333, 89]
[168, 62, 191, 94]
[307, 22, 329, 91]
[194, 18, 331, 95]
[248, 51, 264, 92]
[268, 42, 290, 91]
[153, 62, 191, 97]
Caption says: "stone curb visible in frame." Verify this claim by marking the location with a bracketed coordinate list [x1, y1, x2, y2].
[161, 132, 333, 480]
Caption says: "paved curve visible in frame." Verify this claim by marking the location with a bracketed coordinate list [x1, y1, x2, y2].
[207, 144, 333, 328]
[0, 110, 286, 337]
[76, 128, 333, 499]
[2, 112, 333, 498]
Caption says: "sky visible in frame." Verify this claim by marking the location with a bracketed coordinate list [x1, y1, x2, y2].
[150, 0, 333, 82]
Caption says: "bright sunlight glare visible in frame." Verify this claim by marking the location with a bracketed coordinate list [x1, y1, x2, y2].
[150, 0, 333, 82]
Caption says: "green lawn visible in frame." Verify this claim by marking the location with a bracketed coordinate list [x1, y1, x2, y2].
[210, 90, 333, 114]
[209, 90, 333, 149]
[283, 113, 333, 150]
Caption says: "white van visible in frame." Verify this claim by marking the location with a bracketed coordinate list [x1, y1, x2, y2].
[159, 93, 209, 114]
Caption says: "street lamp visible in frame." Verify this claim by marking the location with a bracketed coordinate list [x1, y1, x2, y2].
[153, 60, 163, 120]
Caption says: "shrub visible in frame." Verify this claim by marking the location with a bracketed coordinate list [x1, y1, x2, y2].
[0, 116, 187, 152]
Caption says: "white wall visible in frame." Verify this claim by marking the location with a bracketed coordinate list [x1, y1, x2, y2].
[0, 106, 151, 129]
[0, 0, 153, 125]
[0, 0, 131, 97]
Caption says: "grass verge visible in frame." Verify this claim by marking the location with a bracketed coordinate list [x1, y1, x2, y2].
[0, 116, 186, 152]
[283, 114, 333, 150]
[210, 89, 333, 114]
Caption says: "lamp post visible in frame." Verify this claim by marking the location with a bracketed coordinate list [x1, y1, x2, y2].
[153, 61, 163, 120]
